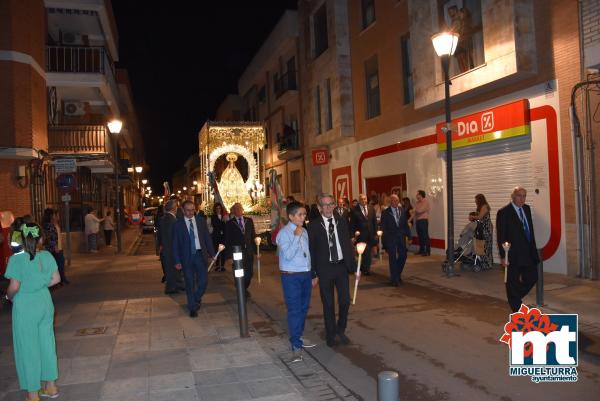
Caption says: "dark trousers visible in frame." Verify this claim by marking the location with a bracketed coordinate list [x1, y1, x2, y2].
[318, 263, 350, 342]
[182, 252, 208, 312]
[163, 253, 183, 292]
[386, 239, 407, 284]
[52, 250, 67, 283]
[360, 244, 373, 273]
[281, 271, 312, 351]
[416, 219, 430, 254]
[104, 230, 113, 246]
[506, 263, 538, 312]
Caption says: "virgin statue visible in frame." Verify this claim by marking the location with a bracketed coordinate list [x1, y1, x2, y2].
[219, 153, 252, 209]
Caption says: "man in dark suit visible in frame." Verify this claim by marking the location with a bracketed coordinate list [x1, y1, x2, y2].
[172, 200, 215, 317]
[381, 194, 411, 286]
[160, 200, 185, 294]
[350, 193, 377, 275]
[496, 186, 539, 312]
[224, 202, 257, 293]
[307, 193, 356, 347]
[333, 197, 351, 225]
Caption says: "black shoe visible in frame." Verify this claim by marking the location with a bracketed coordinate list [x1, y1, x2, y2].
[363, 271, 371, 276]
[189, 310, 198, 318]
[421, 252, 430, 257]
[62, 279, 70, 285]
[245, 290, 251, 298]
[326, 338, 338, 347]
[398, 278, 404, 284]
[390, 281, 399, 287]
[164, 289, 178, 294]
[161, 276, 166, 283]
[337, 333, 351, 345]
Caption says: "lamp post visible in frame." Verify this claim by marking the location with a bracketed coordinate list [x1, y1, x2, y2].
[431, 31, 459, 277]
[108, 119, 123, 253]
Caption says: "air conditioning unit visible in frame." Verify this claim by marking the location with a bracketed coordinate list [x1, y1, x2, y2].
[64, 101, 86, 116]
[62, 32, 84, 46]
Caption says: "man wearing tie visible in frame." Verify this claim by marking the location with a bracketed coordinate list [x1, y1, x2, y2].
[307, 193, 356, 347]
[350, 194, 377, 275]
[496, 186, 539, 312]
[224, 203, 257, 294]
[381, 194, 411, 286]
[172, 200, 215, 317]
[334, 197, 351, 224]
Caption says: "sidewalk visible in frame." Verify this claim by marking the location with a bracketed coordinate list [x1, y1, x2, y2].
[0, 238, 358, 401]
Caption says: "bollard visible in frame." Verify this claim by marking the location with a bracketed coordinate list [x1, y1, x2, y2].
[231, 245, 249, 337]
[535, 248, 545, 306]
[378, 371, 399, 401]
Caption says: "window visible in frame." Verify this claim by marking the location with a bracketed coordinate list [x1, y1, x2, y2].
[325, 78, 333, 130]
[400, 34, 413, 104]
[272, 72, 280, 95]
[438, 0, 485, 76]
[315, 85, 322, 135]
[258, 85, 266, 103]
[361, 0, 376, 29]
[364, 55, 380, 119]
[290, 170, 301, 194]
[313, 4, 328, 58]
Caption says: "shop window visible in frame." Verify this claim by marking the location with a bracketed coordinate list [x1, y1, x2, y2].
[313, 4, 328, 58]
[438, 0, 485, 76]
[325, 78, 333, 130]
[290, 170, 301, 194]
[401, 34, 413, 104]
[364, 55, 381, 119]
[361, 0, 376, 29]
[315, 85, 322, 135]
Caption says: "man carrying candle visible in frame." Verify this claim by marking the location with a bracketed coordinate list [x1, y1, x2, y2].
[276, 201, 318, 363]
[307, 193, 356, 347]
[381, 194, 411, 286]
[496, 186, 539, 312]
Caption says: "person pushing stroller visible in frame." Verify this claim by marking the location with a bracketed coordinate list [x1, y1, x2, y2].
[443, 212, 485, 272]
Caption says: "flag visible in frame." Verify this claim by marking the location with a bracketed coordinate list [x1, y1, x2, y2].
[269, 169, 285, 243]
[163, 181, 170, 198]
[207, 171, 225, 211]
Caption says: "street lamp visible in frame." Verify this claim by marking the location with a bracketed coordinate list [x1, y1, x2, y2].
[193, 180, 198, 186]
[142, 179, 148, 185]
[107, 119, 123, 253]
[183, 186, 187, 191]
[135, 166, 143, 174]
[431, 31, 459, 277]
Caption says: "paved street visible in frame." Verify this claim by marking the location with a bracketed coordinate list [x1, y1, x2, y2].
[247, 251, 600, 401]
[0, 233, 357, 401]
[1, 232, 599, 401]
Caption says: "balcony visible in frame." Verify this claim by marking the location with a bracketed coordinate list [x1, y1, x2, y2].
[274, 71, 298, 99]
[277, 126, 302, 160]
[48, 124, 112, 155]
[45, 45, 120, 115]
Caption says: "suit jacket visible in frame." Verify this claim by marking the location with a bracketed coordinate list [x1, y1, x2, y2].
[160, 213, 177, 267]
[350, 205, 378, 245]
[172, 214, 215, 267]
[496, 203, 539, 267]
[333, 207, 351, 225]
[307, 215, 355, 276]
[224, 216, 257, 259]
[380, 206, 411, 249]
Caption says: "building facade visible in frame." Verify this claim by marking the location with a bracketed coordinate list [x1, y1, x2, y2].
[316, 0, 584, 276]
[238, 10, 305, 202]
[0, 0, 145, 238]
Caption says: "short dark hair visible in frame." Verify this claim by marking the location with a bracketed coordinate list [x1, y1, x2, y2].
[181, 200, 195, 209]
[417, 190, 426, 198]
[286, 201, 305, 217]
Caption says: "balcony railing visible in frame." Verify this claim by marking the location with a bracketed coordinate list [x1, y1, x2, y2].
[48, 125, 112, 156]
[274, 71, 298, 98]
[46, 45, 115, 77]
[277, 126, 301, 160]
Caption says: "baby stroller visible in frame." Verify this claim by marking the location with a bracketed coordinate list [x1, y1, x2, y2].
[442, 219, 484, 273]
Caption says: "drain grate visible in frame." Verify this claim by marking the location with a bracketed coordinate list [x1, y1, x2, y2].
[75, 327, 108, 336]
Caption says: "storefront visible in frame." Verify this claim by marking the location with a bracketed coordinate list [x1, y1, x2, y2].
[328, 83, 567, 274]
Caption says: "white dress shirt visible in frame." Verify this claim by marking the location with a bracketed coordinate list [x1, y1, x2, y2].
[321, 215, 343, 262]
[186, 217, 202, 250]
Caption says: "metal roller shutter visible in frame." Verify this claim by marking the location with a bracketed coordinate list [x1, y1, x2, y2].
[452, 136, 534, 262]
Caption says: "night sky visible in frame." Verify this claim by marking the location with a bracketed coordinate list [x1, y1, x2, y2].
[112, 1, 298, 192]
